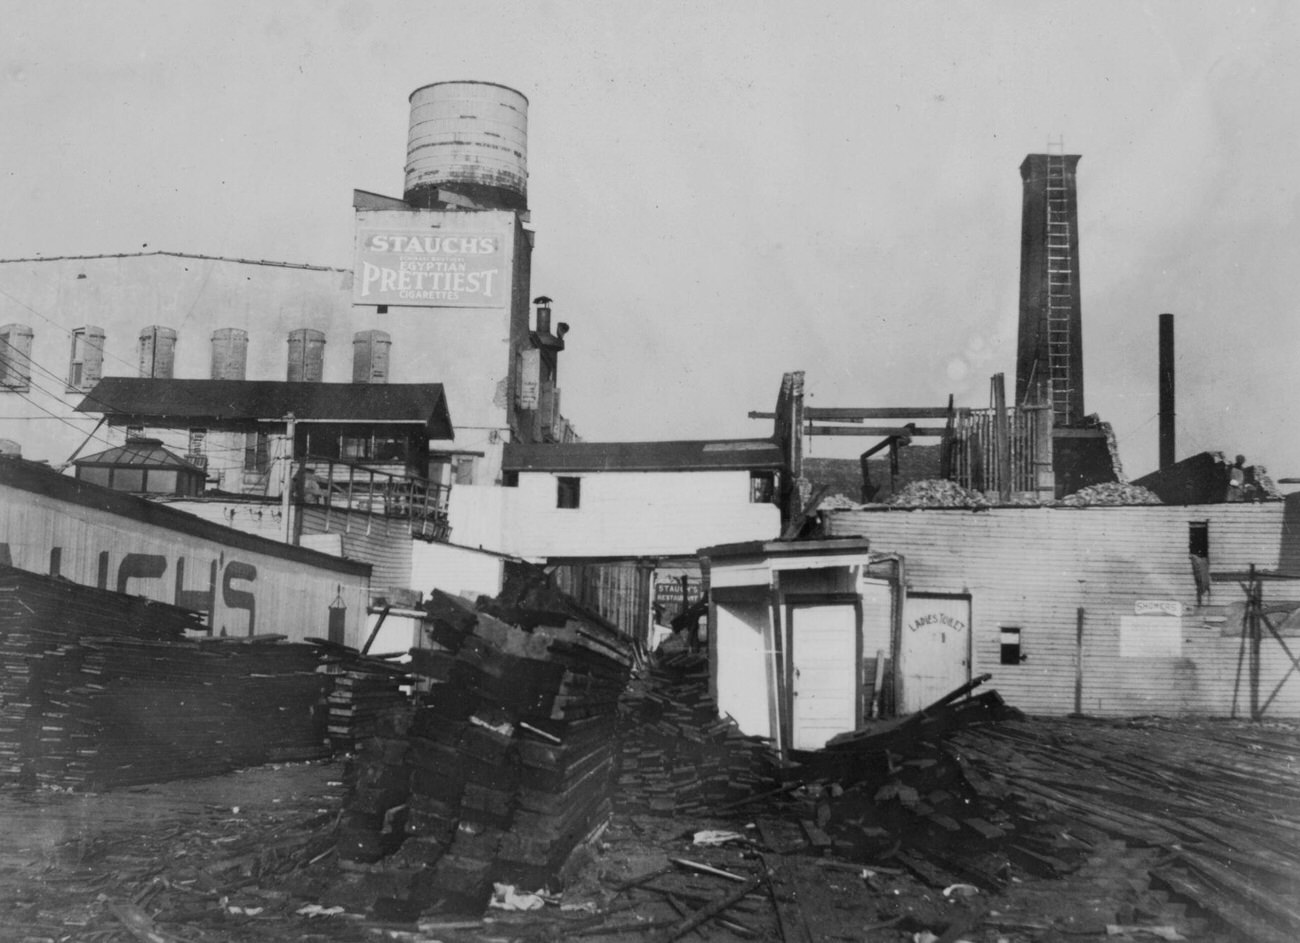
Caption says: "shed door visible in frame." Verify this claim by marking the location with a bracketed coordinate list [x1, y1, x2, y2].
[790, 603, 858, 750]
[899, 594, 971, 713]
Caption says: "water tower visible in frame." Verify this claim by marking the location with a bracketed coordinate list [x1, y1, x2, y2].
[403, 81, 529, 212]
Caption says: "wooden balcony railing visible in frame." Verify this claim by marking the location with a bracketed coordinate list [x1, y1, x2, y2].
[301, 455, 451, 542]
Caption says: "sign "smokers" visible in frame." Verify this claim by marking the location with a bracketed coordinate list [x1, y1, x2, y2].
[354, 230, 505, 308]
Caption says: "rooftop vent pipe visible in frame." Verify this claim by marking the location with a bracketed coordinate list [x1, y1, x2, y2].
[534, 295, 552, 334]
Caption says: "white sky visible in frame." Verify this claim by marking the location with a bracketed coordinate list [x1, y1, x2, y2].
[2, 0, 1297, 480]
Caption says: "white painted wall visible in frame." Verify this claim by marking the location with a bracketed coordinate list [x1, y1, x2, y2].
[0, 221, 528, 478]
[446, 483, 514, 552]
[410, 540, 505, 600]
[364, 609, 425, 657]
[498, 469, 780, 559]
[0, 476, 370, 645]
[713, 600, 772, 740]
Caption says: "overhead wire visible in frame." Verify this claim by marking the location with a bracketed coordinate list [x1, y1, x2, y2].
[0, 333, 258, 463]
[0, 284, 149, 378]
[1, 285, 394, 470]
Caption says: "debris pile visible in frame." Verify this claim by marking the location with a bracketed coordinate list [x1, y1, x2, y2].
[952, 717, 1300, 943]
[1058, 481, 1163, 506]
[886, 479, 990, 508]
[335, 570, 635, 915]
[615, 650, 776, 816]
[782, 695, 1300, 942]
[0, 566, 329, 790]
[0, 763, 346, 943]
[794, 686, 1055, 890]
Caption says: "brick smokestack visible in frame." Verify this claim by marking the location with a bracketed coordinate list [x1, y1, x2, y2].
[1015, 153, 1085, 427]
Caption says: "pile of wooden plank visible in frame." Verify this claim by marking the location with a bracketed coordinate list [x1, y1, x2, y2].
[785, 692, 1300, 942]
[615, 650, 775, 816]
[1, 565, 195, 786]
[788, 690, 1059, 887]
[951, 717, 1300, 943]
[31, 636, 328, 789]
[0, 565, 331, 790]
[336, 570, 634, 913]
[313, 641, 413, 753]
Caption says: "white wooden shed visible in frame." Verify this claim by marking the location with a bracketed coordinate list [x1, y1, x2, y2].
[700, 538, 903, 754]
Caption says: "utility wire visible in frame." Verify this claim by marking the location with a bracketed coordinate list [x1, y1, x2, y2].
[0, 284, 149, 378]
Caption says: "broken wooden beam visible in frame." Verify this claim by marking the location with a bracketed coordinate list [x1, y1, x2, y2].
[648, 876, 763, 943]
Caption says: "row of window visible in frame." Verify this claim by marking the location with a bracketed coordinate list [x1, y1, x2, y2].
[126, 425, 419, 476]
[0, 323, 394, 393]
[77, 465, 201, 496]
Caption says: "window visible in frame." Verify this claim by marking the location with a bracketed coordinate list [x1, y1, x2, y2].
[211, 327, 248, 380]
[78, 466, 111, 488]
[341, 434, 371, 461]
[244, 430, 270, 473]
[556, 476, 581, 509]
[373, 434, 406, 463]
[352, 330, 392, 384]
[186, 428, 208, 469]
[286, 328, 326, 382]
[1189, 520, 1211, 606]
[145, 470, 178, 494]
[76, 466, 197, 496]
[454, 456, 476, 486]
[137, 326, 177, 379]
[1000, 626, 1024, 665]
[0, 324, 34, 391]
[68, 326, 106, 392]
[750, 471, 776, 504]
[113, 468, 145, 492]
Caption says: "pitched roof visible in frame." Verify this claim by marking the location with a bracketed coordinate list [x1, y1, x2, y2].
[75, 438, 206, 473]
[0, 250, 344, 272]
[76, 379, 454, 437]
[0, 458, 369, 577]
[503, 439, 784, 473]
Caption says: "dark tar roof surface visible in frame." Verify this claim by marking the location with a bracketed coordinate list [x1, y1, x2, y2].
[76, 379, 454, 438]
[503, 439, 784, 473]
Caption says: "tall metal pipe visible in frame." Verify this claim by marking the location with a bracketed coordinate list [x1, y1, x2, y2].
[1159, 313, 1175, 469]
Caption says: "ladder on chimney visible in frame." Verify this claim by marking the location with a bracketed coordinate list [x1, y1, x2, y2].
[1044, 150, 1074, 426]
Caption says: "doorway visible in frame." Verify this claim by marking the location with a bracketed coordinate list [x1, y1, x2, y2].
[899, 593, 971, 712]
[789, 603, 859, 750]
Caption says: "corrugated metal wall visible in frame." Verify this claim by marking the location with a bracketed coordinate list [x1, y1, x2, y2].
[298, 507, 412, 594]
[551, 560, 653, 642]
[823, 501, 1300, 718]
